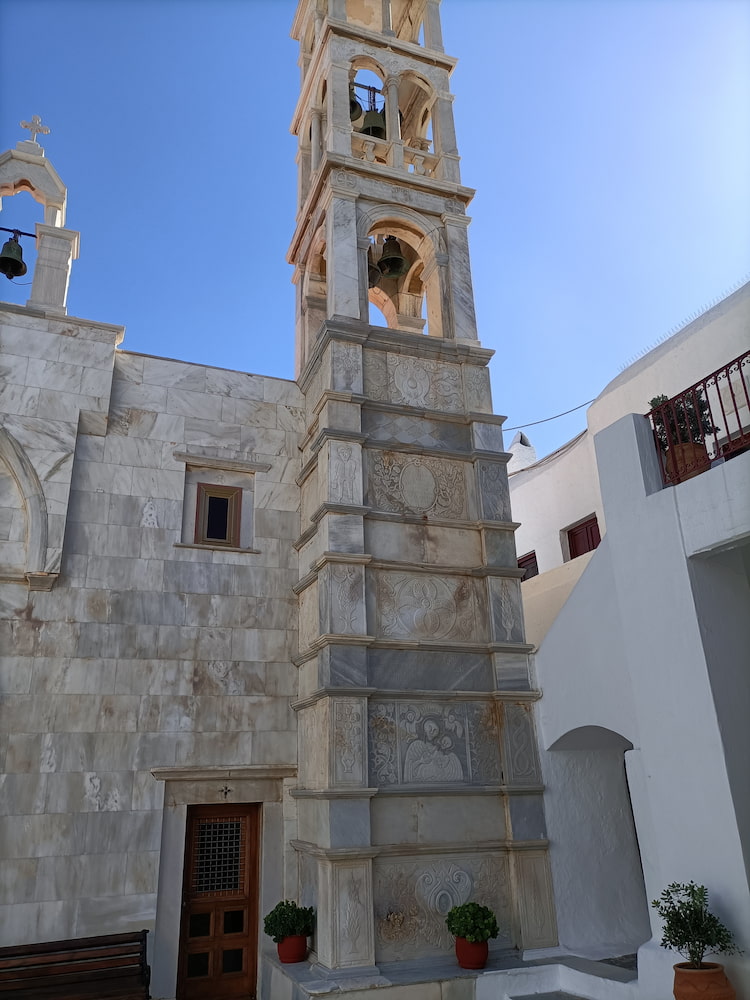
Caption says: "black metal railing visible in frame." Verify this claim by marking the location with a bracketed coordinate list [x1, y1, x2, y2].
[646, 349, 750, 485]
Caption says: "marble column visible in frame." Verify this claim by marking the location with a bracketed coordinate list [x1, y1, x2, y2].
[28, 224, 79, 315]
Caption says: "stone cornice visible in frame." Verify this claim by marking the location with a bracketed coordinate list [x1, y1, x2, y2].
[173, 450, 272, 473]
[150, 765, 296, 782]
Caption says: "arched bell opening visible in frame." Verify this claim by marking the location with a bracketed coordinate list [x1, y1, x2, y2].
[349, 60, 387, 148]
[366, 227, 426, 335]
[0, 189, 40, 303]
[298, 233, 328, 366]
[399, 72, 435, 156]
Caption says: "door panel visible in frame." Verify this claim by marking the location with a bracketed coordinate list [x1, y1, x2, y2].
[177, 804, 260, 1000]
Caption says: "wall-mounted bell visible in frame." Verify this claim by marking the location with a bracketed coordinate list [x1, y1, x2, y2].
[377, 236, 409, 278]
[360, 109, 386, 140]
[0, 233, 27, 280]
[350, 91, 364, 121]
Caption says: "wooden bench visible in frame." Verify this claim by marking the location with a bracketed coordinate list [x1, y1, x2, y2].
[0, 930, 150, 999]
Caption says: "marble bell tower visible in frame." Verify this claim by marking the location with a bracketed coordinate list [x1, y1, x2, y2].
[287, 0, 558, 973]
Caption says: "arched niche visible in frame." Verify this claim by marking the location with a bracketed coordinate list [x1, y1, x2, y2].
[0, 426, 50, 586]
[544, 724, 651, 957]
[548, 726, 634, 752]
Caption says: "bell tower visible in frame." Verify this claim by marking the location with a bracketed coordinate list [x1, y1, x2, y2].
[287, 0, 558, 977]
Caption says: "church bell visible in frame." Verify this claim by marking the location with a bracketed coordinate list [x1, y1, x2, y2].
[350, 91, 364, 121]
[360, 109, 386, 140]
[377, 235, 409, 278]
[0, 233, 27, 280]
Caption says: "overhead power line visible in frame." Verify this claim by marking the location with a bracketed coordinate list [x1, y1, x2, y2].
[504, 398, 595, 432]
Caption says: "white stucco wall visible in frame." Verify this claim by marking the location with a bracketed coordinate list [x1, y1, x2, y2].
[510, 431, 602, 574]
[534, 413, 750, 998]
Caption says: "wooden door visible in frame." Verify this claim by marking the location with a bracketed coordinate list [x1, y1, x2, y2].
[177, 804, 260, 1000]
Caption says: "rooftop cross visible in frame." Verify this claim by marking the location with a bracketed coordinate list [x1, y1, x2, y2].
[20, 115, 50, 144]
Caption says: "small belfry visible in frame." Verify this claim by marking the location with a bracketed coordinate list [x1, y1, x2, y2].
[285, 0, 558, 982]
[0, 115, 80, 314]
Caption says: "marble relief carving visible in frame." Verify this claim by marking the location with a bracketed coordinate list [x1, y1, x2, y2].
[332, 342, 361, 393]
[376, 572, 477, 642]
[330, 443, 357, 504]
[477, 461, 511, 521]
[330, 564, 363, 635]
[464, 366, 491, 413]
[363, 352, 464, 413]
[368, 452, 466, 518]
[333, 701, 364, 782]
[375, 855, 511, 960]
[502, 703, 542, 784]
[368, 701, 502, 787]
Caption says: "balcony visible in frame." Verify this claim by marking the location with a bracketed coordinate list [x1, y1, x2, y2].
[646, 349, 750, 485]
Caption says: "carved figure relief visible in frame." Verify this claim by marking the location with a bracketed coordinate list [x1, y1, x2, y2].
[376, 572, 477, 642]
[330, 443, 357, 504]
[368, 701, 502, 787]
[374, 855, 511, 961]
[368, 452, 466, 518]
[478, 461, 511, 521]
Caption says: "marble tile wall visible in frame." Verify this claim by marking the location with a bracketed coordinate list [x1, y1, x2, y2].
[0, 339, 304, 944]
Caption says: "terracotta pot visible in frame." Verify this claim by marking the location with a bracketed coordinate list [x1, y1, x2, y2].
[455, 937, 488, 970]
[277, 934, 308, 964]
[664, 441, 710, 484]
[673, 962, 735, 999]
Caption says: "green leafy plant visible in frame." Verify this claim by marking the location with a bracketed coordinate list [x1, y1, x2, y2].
[651, 882, 740, 969]
[445, 902, 499, 944]
[263, 900, 315, 944]
[648, 392, 717, 451]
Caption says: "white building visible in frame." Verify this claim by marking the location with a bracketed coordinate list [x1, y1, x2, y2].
[509, 282, 750, 999]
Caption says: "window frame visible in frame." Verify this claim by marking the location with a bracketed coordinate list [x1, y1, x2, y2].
[517, 550, 539, 581]
[194, 482, 242, 548]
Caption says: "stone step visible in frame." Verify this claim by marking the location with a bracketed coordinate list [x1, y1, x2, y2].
[510, 994, 592, 1000]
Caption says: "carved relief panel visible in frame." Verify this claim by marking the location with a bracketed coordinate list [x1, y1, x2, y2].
[374, 853, 512, 961]
[366, 450, 467, 518]
[332, 861, 375, 967]
[332, 698, 366, 786]
[298, 579, 319, 654]
[324, 562, 366, 636]
[501, 702, 542, 785]
[477, 460, 511, 522]
[368, 700, 502, 787]
[331, 341, 363, 394]
[373, 571, 484, 643]
[328, 440, 362, 506]
[363, 351, 464, 413]
[488, 575, 524, 644]
[464, 365, 492, 413]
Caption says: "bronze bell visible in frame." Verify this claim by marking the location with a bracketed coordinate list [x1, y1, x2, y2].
[377, 236, 409, 278]
[0, 234, 27, 280]
[350, 91, 363, 121]
[360, 109, 386, 140]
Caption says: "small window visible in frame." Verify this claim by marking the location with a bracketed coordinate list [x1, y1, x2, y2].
[567, 515, 601, 559]
[195, 484, 241, 547]
[518, 551, 539, 581]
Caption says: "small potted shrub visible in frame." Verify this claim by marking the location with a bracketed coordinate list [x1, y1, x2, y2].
[445, 901, 499, 969]
[651, 881, 740, 999]
[263, 900, 315, 964]
[648, 392, 717, 483]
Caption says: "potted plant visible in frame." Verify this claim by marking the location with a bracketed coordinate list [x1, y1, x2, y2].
[445, 901, 499, 969]
[651, 881, 740, 999]
[263, 900, 315, 964]
[648, 391, 717, 483]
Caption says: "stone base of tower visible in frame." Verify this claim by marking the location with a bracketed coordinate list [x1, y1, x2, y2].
[260, 949, 638, 1000]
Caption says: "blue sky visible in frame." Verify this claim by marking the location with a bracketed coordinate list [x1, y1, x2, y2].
[1, 0, 748, 458]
